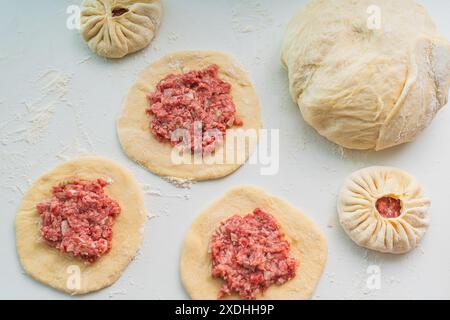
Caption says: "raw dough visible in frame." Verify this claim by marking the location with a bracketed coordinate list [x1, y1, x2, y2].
[180, 186, 327, 300]
[80, 0, 162, 58]
[117, 51, 262, 181]
[337, 166, 430, 254]
[16, 156, 147, 294]
[281, 0, 450, 150]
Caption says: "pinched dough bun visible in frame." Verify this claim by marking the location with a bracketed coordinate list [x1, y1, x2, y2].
[281, 0, 450, 150]
[180, 186, 327, 300]
[337, 166, 430, 254]
[16, 156, 146, 294]
[80, 0, 162, 58]
[117, 51, 262, 181]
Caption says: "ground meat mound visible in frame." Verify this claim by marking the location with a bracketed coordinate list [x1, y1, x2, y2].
[210, 208, 298, 300]
[36, 179, 121, 263]
[146, 64, 243, 153]
[375, 196, 402, 218]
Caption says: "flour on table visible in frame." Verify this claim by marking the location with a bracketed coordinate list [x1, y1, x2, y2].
[108, 288, 127, 299]
[162, 176, 195, 189]
[76, 56, 92, 65]
[0, 70, 72, 146]
[167, 32, 179, 42]
[141, 183, 191, 201]
[231, 0, 274, 34]
[55, 138, 92, 161]
[326, 272, 336, 284]
[141, 183, 163, 196]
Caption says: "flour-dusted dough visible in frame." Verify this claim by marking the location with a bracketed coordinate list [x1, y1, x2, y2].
[80, 0, 162, 58]
[281, 0, 450, 150]
[16, 156, 147, 294]
[337, 166, 430, 254]
[117, 51, 263, 181]
[181, 186, 327, 300]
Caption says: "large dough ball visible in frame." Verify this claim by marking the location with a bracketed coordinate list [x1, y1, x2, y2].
[80, 0, 162, 59]
[281, 0, 450, 150]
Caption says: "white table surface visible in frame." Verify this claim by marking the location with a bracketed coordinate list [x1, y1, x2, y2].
[1, 0, 450, 300]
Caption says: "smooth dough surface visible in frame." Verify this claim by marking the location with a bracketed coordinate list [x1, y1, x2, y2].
[337, 166, 430, 254]
[281, 0, 450, 150]
[80, 0, 162, 58]
[117, 51, 263, 181]
[16, 156, 147, 294]
[180, 186, 327, 300]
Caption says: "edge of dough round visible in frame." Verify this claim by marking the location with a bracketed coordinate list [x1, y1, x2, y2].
[117, 50, 263, 181]
[180, 185, 328, 300]
[15, 156, 147, 294]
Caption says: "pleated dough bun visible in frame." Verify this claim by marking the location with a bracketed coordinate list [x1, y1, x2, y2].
[281, 0, 450, 150]
[337, 166, 430, 254]
[80, 0, 162, 59]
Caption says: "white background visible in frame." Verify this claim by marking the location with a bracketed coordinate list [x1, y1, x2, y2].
[1, 0, 450, 300]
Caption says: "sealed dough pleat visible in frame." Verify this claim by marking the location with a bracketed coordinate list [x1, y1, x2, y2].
[337, 166, 430, 254]
[80, 0, 162, 59]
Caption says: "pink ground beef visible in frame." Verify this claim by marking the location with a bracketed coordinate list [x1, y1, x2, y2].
[36, 179, 121, 263]
[210, 208, 298, 300]
[376, 196, 402, 218]
[146, 64, 243, 153]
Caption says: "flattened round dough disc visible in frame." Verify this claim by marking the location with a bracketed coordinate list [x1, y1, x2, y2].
[16, 156, 147, 295]
[180, 186, 328, 300]
[117, 51, 263, 181]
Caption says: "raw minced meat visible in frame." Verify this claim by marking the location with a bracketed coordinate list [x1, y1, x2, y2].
[146, 64, 243, 153]
[376, 196, 402, 218]
[210, 208, 298, 300]
[36, 178, 121, 263]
